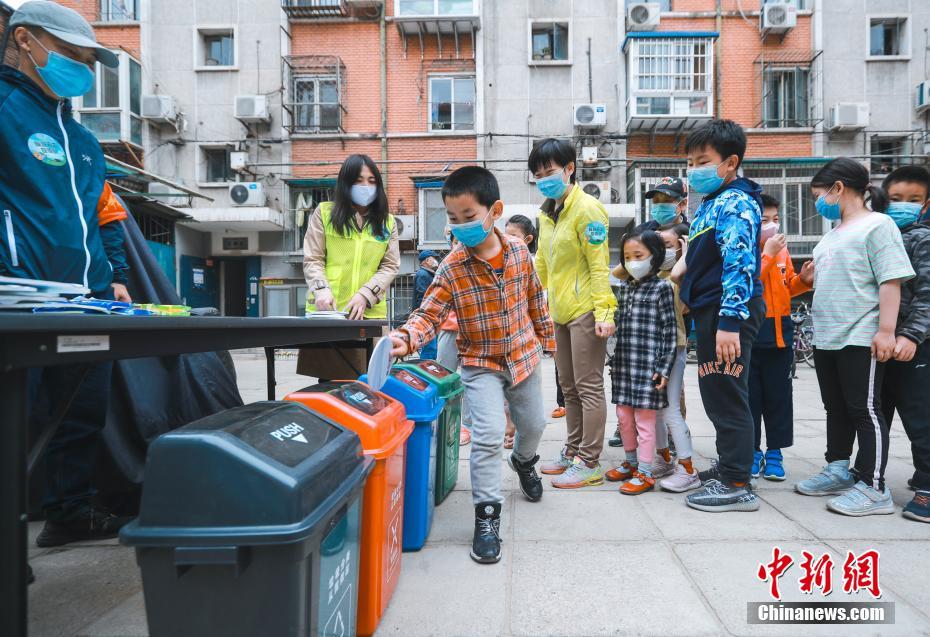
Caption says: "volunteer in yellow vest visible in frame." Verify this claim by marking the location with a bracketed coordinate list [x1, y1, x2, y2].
[530, 139, 618, 489]
[300, 154, 400, 377]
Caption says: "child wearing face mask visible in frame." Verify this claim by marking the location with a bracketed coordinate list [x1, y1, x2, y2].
[748, 194, 814, 483]
[607, 230, 678, 495]
[878, 166, 930, 523]
[796, 158, 914, 517]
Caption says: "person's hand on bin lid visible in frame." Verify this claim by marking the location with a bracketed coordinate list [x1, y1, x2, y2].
[389, 331, 411, 358]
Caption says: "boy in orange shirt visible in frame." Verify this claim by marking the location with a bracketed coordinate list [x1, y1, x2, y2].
[749, 193, 814, 480]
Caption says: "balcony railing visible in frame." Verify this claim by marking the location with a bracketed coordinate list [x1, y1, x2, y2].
[281, 0, 349, 18]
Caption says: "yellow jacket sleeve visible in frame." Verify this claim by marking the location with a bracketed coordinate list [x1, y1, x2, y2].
[575, 204, 617, 323]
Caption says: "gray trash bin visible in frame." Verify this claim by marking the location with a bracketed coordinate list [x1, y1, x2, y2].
[120, 401, 373, 637]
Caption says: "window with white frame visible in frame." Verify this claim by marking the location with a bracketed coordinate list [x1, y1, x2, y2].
[292, 76, 340, 132]
[201, 147, 233, 184]
[196, 27, 236, 70]
[99, 0, 137, 21]
[628, 37, 713, 118]
[77, 51, 142, 147]
[869, 17, 908, 58]
[429, 76, 475, 132]
[762, 66, 810, 128]
[397, 0, 476, 16]
[418, 188, 448, 246]
[529, 20, 570, 64]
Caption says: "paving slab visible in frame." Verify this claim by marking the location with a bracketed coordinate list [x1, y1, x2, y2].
[512, 489, 660, 542]
[77, 592, 148, 637]
[509, 540, 722, 636]
[375, 545, 509, 637]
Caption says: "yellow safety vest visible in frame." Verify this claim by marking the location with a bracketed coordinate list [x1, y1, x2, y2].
[306, 202, 395, 319]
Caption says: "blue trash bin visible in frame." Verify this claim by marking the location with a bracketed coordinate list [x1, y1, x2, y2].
[360, 367, 443, 551]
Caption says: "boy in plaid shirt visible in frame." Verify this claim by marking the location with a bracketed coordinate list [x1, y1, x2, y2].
[390, 166, 556, 564]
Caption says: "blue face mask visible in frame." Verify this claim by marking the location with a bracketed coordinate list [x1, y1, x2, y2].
[886, 201, 923, 228]
[350, 184, 378, 207]
[687, 164, 725, 194]
[651, 202, 679, 225]
[28, 35, 95, 98]
[449, 210, 493, 248]
[815, 186, 842, 221]
[536, 170, 568, 200]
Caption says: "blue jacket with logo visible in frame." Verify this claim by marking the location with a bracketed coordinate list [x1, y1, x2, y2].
[680, 177, 763, 332]
[0, 66, 127, 293]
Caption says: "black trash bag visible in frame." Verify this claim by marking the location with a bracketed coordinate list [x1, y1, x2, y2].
[94, 207, 243, 514]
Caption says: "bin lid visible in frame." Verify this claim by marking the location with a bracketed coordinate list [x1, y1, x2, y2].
[122, 402, 372, 545]
[360, 367, 443, 423]
[395, 359, 463, 398]
[285, 381, 412, 460]
[366, 336, 394, 392]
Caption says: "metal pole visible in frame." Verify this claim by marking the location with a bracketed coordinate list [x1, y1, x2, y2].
[587, 37, 593, 103]
[0, 369, 29, 637]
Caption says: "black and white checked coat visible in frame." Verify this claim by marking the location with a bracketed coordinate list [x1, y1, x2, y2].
[609, 276, 678, 410]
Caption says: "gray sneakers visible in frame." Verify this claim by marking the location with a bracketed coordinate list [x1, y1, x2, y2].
[795, 460, 855, 496]
[540, 447, 574, 476]
[686, 479, 760, 512]
[826, 481, 895, 517]
[652, 454, 676, 479]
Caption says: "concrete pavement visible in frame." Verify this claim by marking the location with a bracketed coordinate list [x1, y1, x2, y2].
[26, 352, 930, 636]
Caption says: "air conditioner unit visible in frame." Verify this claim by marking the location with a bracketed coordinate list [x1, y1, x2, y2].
[235, 95, 270, 124]
[828, 102, 869, 131]
[573, 103, 607, 128]
[761, 1, 797, 35]
[917, 81, 930, 113]
[141, 95, 177, 123]
[579, 181, 612, 204]
[395, 215, 416, 241]
[627, 3, 660, 31]
[229, 182, 265, 206]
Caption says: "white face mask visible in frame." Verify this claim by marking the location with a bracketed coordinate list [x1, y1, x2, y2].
[626, 259, 653, 280]
[661, 248, 677, 271]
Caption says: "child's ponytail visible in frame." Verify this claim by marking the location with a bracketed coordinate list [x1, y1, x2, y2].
[867, 184, 889, 213]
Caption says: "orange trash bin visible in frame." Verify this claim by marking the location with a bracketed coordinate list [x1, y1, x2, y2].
[285, 381, 413, 637]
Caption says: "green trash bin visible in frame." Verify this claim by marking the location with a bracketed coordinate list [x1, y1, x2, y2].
[395, 359, 463, 505]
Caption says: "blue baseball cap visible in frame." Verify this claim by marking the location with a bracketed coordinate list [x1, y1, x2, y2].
[418, 250, 439, 262]
[10, 1, 119, 68]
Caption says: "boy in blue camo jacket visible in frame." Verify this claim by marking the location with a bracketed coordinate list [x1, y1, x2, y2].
[674, 119, 766, 512]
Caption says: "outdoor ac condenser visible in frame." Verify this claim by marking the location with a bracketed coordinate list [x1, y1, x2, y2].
[627, 3, 660, 31]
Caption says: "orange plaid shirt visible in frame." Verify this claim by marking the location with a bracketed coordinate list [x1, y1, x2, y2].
[400, 230, 556, 385]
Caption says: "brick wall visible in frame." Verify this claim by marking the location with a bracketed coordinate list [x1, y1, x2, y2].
[627, 0, 814, 161]
[60, 0, 141, 57]
[290, 9, 477, 214]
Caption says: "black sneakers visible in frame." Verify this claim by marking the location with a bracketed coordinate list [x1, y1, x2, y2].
[508, 453, 543, 502]
[471, 502, 502, 564]
[698, 460, 721, 485]
[36, 507, 133, 548]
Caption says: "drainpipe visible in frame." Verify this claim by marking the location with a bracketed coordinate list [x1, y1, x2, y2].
[380, 4, 388, 186]
[714, 0, 722, 118]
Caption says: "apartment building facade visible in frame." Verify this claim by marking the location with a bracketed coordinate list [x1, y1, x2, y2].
[818, 0, 930, 185]
[622, 0, 827, 256]
[479, 0, 635, 264]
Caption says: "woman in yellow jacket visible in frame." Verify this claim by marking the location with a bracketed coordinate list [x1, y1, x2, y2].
[300, 154, 400, 378]
[530, 139, 618, 488]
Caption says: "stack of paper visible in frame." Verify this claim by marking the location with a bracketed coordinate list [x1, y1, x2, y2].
[0, 276, 89, 311]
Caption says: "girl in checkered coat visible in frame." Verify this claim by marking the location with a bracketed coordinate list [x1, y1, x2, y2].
[608, 229, 679, 495]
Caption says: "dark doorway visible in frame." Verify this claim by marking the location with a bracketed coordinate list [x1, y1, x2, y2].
[223, 259, 248, 317]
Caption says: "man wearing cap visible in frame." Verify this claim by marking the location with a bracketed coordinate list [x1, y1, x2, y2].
[645, 176, 689, 228]
[1, 1, 132, 548]
[414, 250, 440, 359]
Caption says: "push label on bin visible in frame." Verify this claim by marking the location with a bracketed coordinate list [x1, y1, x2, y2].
[228, 409, 341, 468]
[331, 382, 390, 416]
[392, 369, 428, 391]
[417, 361, 451, 378]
